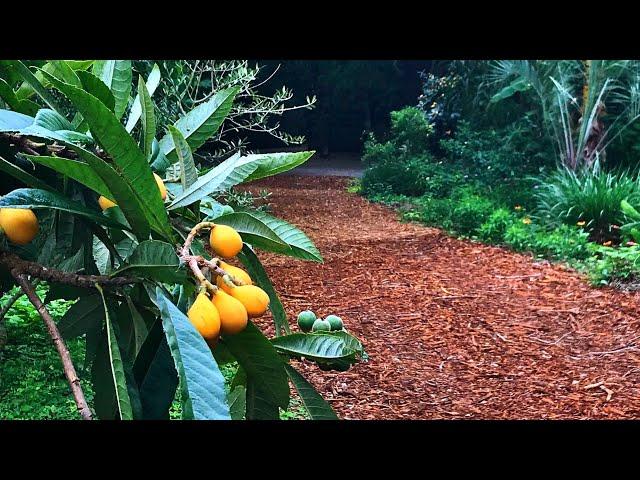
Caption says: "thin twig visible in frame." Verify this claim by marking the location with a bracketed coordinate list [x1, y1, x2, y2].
[13, 273, 93, 420]
[0, 279, 40, 323]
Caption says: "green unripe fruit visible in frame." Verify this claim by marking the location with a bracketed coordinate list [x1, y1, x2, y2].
[312, 318, 331, 332]
[325, 314, 344, 331]
[297, 310, 316, 332]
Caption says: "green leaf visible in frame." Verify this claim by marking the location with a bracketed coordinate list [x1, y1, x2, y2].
[0, 155, 56, 191]
[42, 72, 173, 240]
[2, 60, 63, 114]
[48, 60, 82, 88]
[168, 125, 197, 189]
[76, 70, 116, 112]
[246, 379, 280, 420]
[93, 60, 132, 120]
[112, 240, 186, 284]
[284, 364, 338, 420]
[159, 87, 239, 161]
[216, 210, 322, 262]
[12, 60, 93, 101]
[212, 211, 288, 250]
[25, 155, 111, 197]
[0, 79, 39, 115]
[138, 77, 156, 160]
[0, 188, 130, 230]
[125, 64, 161, 133]
[156, 288, 231, 420]
[242, 151, 316, 182]
[58, 293, 105, 339]
[622, 199, 640, 220]
[0, 109, 33, 131]
[227, 385, 246, 420]
[126, 297, 149, 359]
[271, 331, 367, 370]
[33, 108, 74, 131]
[237, 245, 290, 336]
[133, 318, 179, 419]
[222, 322, 289, 409]
[168, 152, 259, 210]
[490, 77, 532, 104]
[97, 285, 134, 420]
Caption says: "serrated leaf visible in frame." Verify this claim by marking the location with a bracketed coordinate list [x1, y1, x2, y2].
[97, 285, 134, 420]
[222, 322, 289, 409]
[159, 87, 238, 161]
[169, 153, 261, 210]
[93, 60, 131, 120]
[33, 109, 73, 131]
[125, 64, 161, 133]
[0, 188, 130, 230]
[138, 77, 156, 160]
[76, 69, 116, 112]
[0, 79, 39, 115]
[216, 210, 322, 262]
[271, 331, 366, 366]
[246, 379, 280, 420]
[25, 155, 111, 197]
[2, 60, 63, 114]
[156, 288, 230, 420]
[168, 125, 197, 189]
[241, 151, 315, 182]
[58, 293, 105, 339]
[112, 240, 186, 283]
[284, 364, 338, 420]
[237, 245, 290, 336]
[42, 72, 173, 240]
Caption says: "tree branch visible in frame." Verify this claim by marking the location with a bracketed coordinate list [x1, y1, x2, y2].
[0, 251, 139, 288]
[12, 273, 93, 420]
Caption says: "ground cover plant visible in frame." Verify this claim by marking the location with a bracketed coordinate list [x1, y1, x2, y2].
[0, 60, 366, 420]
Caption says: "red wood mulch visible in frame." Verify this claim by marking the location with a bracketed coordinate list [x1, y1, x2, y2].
[242, 175, 640, 419]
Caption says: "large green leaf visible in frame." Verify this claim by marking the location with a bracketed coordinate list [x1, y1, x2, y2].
[111, 240, 185, 283]
[490, 77, 532, 104]
[284, 364, 338, 420]
[0, 79, 39, 115]
[271, 331, 367, 368]
[168, 152, 259, 210]
[227, 385, 246, 420]
[98, 285, 134, 420]
[126, 297, 150, 359]
[241, 151, 315, 182]
[133, 318, 179, 419]
[93, 60, 132, 120]
[156, 288, 230, 420]
[58, 293, 105, 339]
[42, 72, 173, 240]
[246, 379, 280, 420]
[33, 108, 73, 131]
[138, 77, 156, 160]
[125, 64, 161, 133]
[13, 60, 93, 101]
[622, 199, 640, 220]
[158, 87, 239, 161]
[0, 155, 56, 191]
[0, 188, 130, 230]
[237, 245, 290, 336]
[2, 60, 63, 114]
[222, 322, 289, 409]
[76, 70, 116, 112]
[168, 126, 197, 189]
[25, 155, 111, 197]
[48, 60, 82, 88]
[216, 210, 322, 262]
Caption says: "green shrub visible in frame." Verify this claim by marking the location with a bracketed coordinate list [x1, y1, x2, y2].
[587, 245, 640, 286]
[402, 196, 455, 230]
[478, 208, 517, 243]
[448, 188, 498, 236]
[534, 164, 640, 243]
[504, 221, 592, 262]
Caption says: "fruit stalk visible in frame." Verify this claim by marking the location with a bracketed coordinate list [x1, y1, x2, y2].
[12, 273, 93, 420]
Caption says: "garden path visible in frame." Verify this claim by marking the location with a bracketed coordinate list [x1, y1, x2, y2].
[244, 175, 640, 419]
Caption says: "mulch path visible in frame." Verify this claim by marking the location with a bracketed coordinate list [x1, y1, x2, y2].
[242, 175, 640, 419]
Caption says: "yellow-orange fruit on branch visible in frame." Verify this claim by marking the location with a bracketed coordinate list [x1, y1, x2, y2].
[211, 289, 248, 335]
[98, 173, 167, 211]
[230, 285, 270, 318]
[0, 208, 39, 245]
[187, 293, 221, 341]
[209, 224, 243, 258]
[216, 261, 252, 293]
